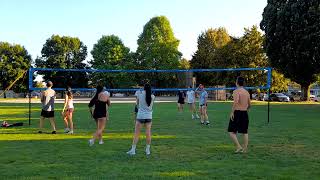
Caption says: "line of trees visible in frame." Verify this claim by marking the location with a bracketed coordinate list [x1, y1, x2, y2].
[1, 7, 319, 100]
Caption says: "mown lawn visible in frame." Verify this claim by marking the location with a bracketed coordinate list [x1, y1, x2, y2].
[0, 102, 319, 179]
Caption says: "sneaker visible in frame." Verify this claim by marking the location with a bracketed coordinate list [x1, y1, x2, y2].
[67, 130, 74, 134]
[127, 149, 136, 155]
[205, 121, 210, 125]
[200, 121, 205, 125]
[196, 114, 200, 119]
[146, 147, 151, 155]
[99, 140, 104, 145]
[51, 131, 56, 134]
[64, 128, 70, 133]
[89, 139, 95, 146]
[192, 115, 195, 120]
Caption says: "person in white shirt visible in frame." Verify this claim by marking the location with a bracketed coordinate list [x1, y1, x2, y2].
[186, 86, 200, 119]
[127, 83, 155, 156]
[62, 90, 74, 134]
[39, 81, 57, 134]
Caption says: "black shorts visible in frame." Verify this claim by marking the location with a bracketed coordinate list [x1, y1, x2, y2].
[178, 100, 185, 104]
[228, 110, 249, 134]
[137, 119, 152, 124]
[41, 110, 54, 118]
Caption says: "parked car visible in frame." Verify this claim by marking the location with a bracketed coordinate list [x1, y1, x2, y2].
[287, 91, 302, 101]
[269, 93, 290, 102]
[310, 95, 319, 102]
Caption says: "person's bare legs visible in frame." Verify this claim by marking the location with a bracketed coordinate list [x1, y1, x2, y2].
[49, 117, 56, 131]
[229, 132, 242, 152]
[203, 107, 209, 124]
[39, 116, 45, 132]
[127, 121, 143, 155]
[199, 107, 204, 123]
[63, 113, 69, 129]
[68, 112, 74, 131]
[133, 121, 143, 145]
[94, 118, 106, 140]
[242, 133, 249, 152]
[145, 122, 152, 155]
[145, 122, 152, 145]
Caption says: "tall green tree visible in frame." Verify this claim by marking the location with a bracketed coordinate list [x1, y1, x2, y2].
[190, 27, 232, 85]
[234, 26, 268, 91]
[90, 35, 134, 88]
[35, 35, 88, 89]
[260, 0, 320, 100]
[136, 16, 182, 87]
[0, 42, 32, 97]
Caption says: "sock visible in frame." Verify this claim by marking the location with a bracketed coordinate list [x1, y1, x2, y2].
[146, 144, 151, 149]
[131, 144, 136, 150]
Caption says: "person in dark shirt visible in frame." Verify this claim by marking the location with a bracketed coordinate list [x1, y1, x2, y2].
[177, 90, 186, 113]
[88, 85, 110, 146]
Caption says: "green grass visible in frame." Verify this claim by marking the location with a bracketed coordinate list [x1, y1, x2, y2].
[0, 102, 320, 179]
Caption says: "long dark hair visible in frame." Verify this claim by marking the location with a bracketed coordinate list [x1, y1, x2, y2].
[67, 91, 73, 99]
[144, 83, 152, 106]
[93, 85, 104, 101]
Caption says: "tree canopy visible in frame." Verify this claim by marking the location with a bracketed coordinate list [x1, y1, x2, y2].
[90, 35, 133, 88]
[260, 0, 320, 100]
[35, 35, 88, 88]
[0, 42, 32, 96]
[136, 16, 182, 87]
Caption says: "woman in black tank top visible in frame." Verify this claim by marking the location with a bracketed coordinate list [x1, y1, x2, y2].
[88, 85, 110, 146]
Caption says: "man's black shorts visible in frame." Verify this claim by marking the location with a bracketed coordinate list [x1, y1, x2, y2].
[41, 110, 54, 118]
[228, 110, 249, 134]
[137, 119, 152, 124]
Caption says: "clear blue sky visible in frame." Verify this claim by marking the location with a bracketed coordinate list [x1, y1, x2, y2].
[0, 0, 267, 61]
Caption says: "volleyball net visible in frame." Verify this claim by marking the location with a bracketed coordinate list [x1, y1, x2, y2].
[27, 67, 272, 124]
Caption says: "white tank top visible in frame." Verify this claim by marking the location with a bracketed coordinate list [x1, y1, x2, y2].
[67, 99, 74, 109]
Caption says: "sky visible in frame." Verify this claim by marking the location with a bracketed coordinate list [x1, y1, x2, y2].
[0, 0, 267, 61]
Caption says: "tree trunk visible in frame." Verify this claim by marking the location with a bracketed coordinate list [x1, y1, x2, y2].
[301, 84, 311, 101]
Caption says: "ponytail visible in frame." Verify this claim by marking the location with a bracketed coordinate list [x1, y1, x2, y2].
[144, 83, 152, 106]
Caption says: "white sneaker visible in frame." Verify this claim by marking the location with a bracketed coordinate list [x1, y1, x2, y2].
[89, 139, 94, 146]
[196, 115, 200, 119]
[67, 130, 73, 134]
[146, 147, 151, 155]
[99, 140, 104, 145]
[64, 128, 70, 133]
[127, 149, 136, 155]
[192, 115, 195, 119]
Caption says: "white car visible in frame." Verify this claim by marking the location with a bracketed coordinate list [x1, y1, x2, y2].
[310, 95, 319, 102]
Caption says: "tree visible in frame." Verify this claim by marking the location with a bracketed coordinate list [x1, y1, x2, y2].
[90, 35, 134, 88]
[136, 16, 182, 87]
[0, 42, 32, 97]
[35, 35, 88, 89]
[260, 0, 320, 100]
[190, 27, 232, 85]
[271, 70, 290, 92]
[179, 58, 190, 70]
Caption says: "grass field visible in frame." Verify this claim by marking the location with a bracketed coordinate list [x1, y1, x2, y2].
[0, 101, 319, 179]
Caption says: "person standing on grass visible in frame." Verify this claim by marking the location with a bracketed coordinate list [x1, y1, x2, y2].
[62, 90, 74, 134]
[177, 90, 186, 113]
[186, 86, 199, 120]
[228, 77, 251, 153]
[196, 84, 210, 125]
[127, 83, 155, 156]
[88, 85, 110, 146]
[38, 81, 57, 134]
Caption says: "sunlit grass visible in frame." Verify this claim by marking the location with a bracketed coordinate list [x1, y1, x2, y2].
[0, 102, 319, 179]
